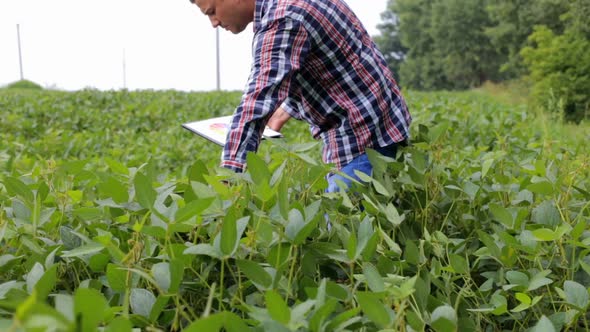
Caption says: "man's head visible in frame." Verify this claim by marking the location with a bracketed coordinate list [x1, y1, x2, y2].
[189, 0, 255, 34]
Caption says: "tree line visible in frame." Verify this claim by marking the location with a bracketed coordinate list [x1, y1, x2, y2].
[375, 0, 590, 122]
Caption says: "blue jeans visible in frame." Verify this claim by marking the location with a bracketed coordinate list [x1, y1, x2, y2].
[326, 143, 399, 193]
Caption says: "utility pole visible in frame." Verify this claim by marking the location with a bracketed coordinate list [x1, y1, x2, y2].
[17, 24, 24, 80]
[216, 28, 221, 90]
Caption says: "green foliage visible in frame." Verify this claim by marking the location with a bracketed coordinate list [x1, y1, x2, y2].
[390, 0, 439, 90]
[374, 9, 407, 85]
[1, 89, 590, 331]
[517, 0, 590, 122]
[485, 0, 570, 78]
[561, 0, 590, 39]
[4, 80, 43, 90]
[428, 0, 503, 88]
[378, 0, 587, 108]
[521, 27, 590, 122]
[386, 0, 501, 90]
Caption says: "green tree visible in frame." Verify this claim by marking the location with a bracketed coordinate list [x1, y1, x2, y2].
[390, 0, 500, 90]
[429, 0, 502, 89]
[393, 0, 444, 90]
[383, 0, 436, 89]
[561, 0, 590, 38]
[375, 9, 407, 85]
[520, 1, 590, 122]
[485, 0, 570, 78]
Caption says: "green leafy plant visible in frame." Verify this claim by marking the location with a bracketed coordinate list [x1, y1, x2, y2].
[0, 89, 589, 331]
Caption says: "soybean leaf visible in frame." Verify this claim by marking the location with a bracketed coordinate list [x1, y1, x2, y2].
[505, 271, 529, 290]
[184, 312, 248, 332]
[384, 203, 403, 226]
[347, 231, 357, 262]
[532, 228, 559, 242]
[26, 263, 44, 294]
[449, 254, 469, 275]
[134, 172, 156, 209]
[532, 201, 560, 227]
[490, 292, 508, 315]
[105, 316, 133, 332]
[152, 262, 171, 292]
[356, 216, 373, 258]
[512, 293, 532, 313]
[35, 265, 57, 300]
[527, 181, 554, 195]
[268, 243, 292, 270]
[4, 177, 34, 203]
[219, 215, 248, 258]
[309, 300, 337, 332]
[247, 152, 270, 185]
[149, 295, 170, 323]
[169, 259, 184, 293]
[356, 292, 392, 328]
[106, 264, 127, 292]
[175, 198, 214, 223]
[285, 208, 305, 244]
[278, 175, 290, 220]
[187, 160, 208, 184]
[531, 316, 556, 332]
[89, 253, 110, 273]
[104, 158, 129, 175]
[528, 270, 553, 291]
[183, 313, 223, 331]
[482, 158, 494, 179]
[362, 263, 385, 293]
[73, 207, 103, 221]
[130, 288, 156, 318]
[220, 211, 237, 257]
[190, 181, 217, 199]
[291, 300, 316, 327]
[237, 259, 272, 289]
[325, 307, 362, 331]
[74, 288, 108, 332]
[221, 312, 251, 332]
[98, 176, 128, 204]
[265, 290, 291, 325]
[183, 244, 222, 260]
[59, 226, 81, 250]
[431, 305, 457, 332]
[54, 294, 74, 322]
[293, 217, 318, 245]
[489, 203, 513, 228]
[564, 280, 589, 310]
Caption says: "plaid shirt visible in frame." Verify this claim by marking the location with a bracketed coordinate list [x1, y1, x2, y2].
[221, 0, 411, 172]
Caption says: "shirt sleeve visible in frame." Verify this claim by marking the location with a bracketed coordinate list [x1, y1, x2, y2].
[221, 18, 311, 172]
[281, 96, 303, 120]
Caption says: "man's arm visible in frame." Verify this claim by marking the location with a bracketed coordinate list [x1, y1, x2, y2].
[221, 19, 310, 172]
[267, 105, 292, 132]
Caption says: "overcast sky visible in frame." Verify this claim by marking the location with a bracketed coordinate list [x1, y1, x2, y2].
[0, 0, 389, 91]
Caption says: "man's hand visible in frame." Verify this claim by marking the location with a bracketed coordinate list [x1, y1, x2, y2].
[267, 106, 291, 132]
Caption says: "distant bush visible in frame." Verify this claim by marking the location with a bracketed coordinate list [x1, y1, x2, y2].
[521, 27, 590, 122]
[4, 79, 43, 90]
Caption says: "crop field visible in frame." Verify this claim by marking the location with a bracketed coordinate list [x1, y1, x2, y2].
[0, 88, 589, 331]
